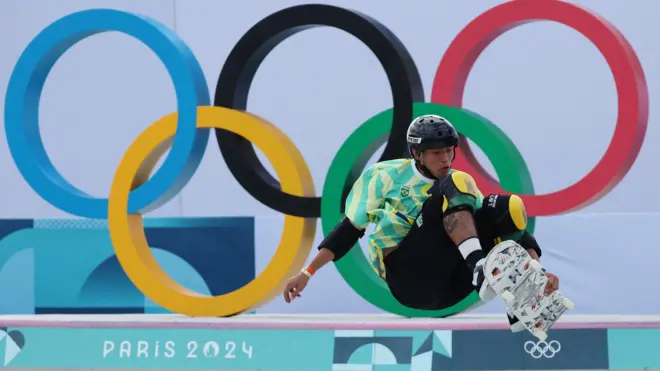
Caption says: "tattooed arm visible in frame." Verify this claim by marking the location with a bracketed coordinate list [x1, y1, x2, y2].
[443, 210, 478, 245]
[443, 209, 485, 269]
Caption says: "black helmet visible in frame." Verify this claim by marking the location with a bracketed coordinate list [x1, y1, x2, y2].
[407, 114, 459, 158]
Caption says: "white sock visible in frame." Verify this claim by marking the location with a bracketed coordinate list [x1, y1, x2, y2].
[458, 237, 482, 259]
[458, 237, 485, 269]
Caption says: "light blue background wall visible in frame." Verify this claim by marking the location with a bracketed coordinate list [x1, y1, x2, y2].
[0, 0, 657, 315]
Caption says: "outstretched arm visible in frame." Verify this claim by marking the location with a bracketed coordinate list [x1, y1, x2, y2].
[308, 162, 383, 273]
[283, 165, 384, 303]
[282, 217, 366, 303]
[310, 218, 366, 271]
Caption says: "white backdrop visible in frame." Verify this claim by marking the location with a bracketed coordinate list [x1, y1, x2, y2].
[0, 0, 658, 315]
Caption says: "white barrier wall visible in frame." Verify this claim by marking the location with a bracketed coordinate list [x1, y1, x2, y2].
[0, 0, 657, 315]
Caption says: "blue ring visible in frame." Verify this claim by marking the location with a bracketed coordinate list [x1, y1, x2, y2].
[4, 9, 210, 218]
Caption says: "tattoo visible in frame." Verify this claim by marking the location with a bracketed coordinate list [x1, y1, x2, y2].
[443, 213, 460, 234]
[443, 210, 478, 245]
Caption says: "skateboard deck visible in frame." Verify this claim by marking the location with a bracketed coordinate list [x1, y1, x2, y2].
[483, 240, 575, 341]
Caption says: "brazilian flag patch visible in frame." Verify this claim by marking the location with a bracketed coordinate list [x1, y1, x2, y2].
[400, 185, 410, 197]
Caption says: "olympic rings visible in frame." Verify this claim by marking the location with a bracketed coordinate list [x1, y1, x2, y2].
[431, 0, 648, 216]
[108, 107, 316, 316]
[4, 9, 211, 219]
[322, 102, 535, 316]
[213, 4, 424, 217]
[524, 340, 561, 359]
[5, 2, 647, 317]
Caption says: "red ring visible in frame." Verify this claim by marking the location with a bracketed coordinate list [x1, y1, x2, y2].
[430, 0, 648, 216]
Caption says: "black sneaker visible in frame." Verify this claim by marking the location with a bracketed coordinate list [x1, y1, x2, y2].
[472, 258, 496, 302]
[507, 310, 525, 332]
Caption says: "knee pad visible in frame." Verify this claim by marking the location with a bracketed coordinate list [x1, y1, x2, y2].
[433, 171, 482, 215]
[476, 193, 528, 238]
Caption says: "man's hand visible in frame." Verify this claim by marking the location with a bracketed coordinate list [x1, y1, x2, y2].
[525, 248, 558, 295]
[526, 248, 540, 261]
[283, 272, 310, 303]
[544, 272, 559, 296]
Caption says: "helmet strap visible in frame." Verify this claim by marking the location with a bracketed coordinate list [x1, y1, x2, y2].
[417, 163, 436, 180]
[413, 150, 438, 180]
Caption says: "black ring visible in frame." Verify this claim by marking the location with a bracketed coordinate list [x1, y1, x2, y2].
[214, 4, 424, 217]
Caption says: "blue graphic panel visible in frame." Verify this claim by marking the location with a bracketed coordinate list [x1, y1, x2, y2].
[332, 328, 608, 371]
[450, 329, 608, 370]
[0, 325, 615, 370]
[0, 217, 254, 314]
[332, 330, 454, 371]
[608, 329, 660, 369]
[0, 327, 334, 370]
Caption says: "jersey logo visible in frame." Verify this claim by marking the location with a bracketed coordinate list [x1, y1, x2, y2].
[488, 194, 498, 208]
[400, 185, 411, 198]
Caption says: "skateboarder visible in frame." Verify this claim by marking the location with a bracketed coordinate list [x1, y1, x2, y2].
[283, 114, 560, 330]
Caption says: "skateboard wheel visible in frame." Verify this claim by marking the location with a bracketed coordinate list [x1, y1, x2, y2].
[529, 260, 542, 273]
[563, 298, 575, 310]
[501, 290, 515, 305]
[533, 329, 548, 341]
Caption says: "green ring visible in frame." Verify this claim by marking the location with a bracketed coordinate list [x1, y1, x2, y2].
[320, 102, 535, 317]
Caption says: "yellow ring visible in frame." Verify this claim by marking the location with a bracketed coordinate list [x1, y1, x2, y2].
[108, 106, 316, 317]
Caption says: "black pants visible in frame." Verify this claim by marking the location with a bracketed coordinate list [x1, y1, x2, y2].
[383, 193, 526, 310]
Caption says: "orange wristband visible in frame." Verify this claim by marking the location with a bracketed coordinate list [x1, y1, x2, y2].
[302, 265, 315, 277]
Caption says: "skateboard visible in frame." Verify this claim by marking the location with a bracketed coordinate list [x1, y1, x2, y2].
[483, 240, 575, 341]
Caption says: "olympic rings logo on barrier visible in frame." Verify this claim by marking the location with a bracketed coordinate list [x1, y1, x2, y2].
[524, 340, 561, 359]
[4, 0, 648, 317]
